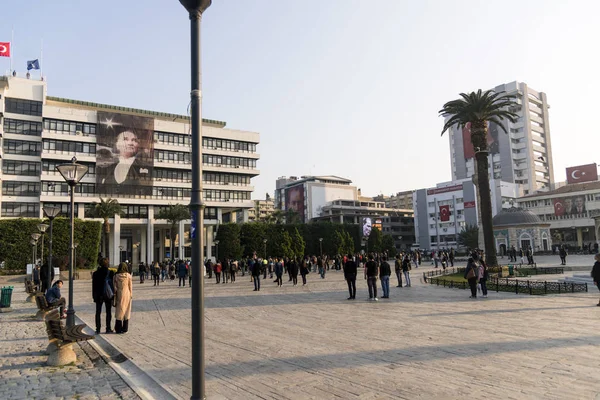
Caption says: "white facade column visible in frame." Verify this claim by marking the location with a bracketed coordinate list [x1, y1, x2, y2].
[112, 215, 121, 267]
[77, 203, 85, 219]
[178, 220, 185, 260]
[146, 207, 154, 264]
[140, 225, 148, 265]
[206, 226, 213, 261]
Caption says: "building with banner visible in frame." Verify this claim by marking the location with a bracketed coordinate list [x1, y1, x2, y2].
[447, 81, 555, 195]
[0, 75, 260, 264]
[413, 179, 519, 251]
[517, 179, 600, 252]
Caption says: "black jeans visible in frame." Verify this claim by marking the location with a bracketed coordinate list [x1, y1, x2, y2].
[179, 276, 186, 286]
[153, 275, 160, 286]
[253, 276, 260, 290]
[468, 278, 478, 297]
[480, 279, 488, 296]
[367, 276, 377, 298]
[301, 273, 307, 285]
[395, 270, 402, 287]
[276, 273, 282, 286]
[215, 272, 221, 283]
[50, 298, 66, 315]
[346, 274, 356, 298]
[95, 299, 112, 331]
[230, 271, 236, 282]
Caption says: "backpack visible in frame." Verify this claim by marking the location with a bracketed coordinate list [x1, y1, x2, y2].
[103, 276, 114, 300]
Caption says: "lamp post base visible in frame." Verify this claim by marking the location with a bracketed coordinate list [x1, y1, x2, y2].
[66, 308, 76, 328]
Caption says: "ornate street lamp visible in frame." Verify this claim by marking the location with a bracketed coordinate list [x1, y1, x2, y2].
[56, 157, 88, 328]
[31, 233, 41, 265]
[263, 238, 267, 259]
[43, 205, 61, 294]
[319, 237, 323, 257]
[178, 1, 212, 398]
[38, 223, 49, 269]
[214, 240, 219, 262]
[119, 245, 124, 263]
[30, 239, 38, 269]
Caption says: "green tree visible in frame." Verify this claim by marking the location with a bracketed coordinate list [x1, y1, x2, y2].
[367, 227, 383, 253]
[155, 204, 190, 261]
[332, 231, 345, 255]
[240, 223, 266, 257]
[440, 90, 518, 267]
[457, 224, 480, 250]
[215, 224, 243, 260]
[90, 197, 123, 259]
[382, 234, 397, 257]
[342, 230, 355, 254]
[291, 227, 306, 258]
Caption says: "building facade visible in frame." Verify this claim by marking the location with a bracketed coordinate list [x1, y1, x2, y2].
[0, 76, 260, 264]
[248, 198, 276, 222]
[517, 180, 600, 251]
[274, 175, 357, 223]
[373, 190, 414, 210]
[413, 179, 519, 250]
[449, 81, 555, 195]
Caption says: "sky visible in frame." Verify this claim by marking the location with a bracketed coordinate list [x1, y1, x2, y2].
[3, 0, 599, 199]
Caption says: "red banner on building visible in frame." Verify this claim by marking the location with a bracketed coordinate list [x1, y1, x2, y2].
[464, 201, 476, 209]
[439, 205, 450, 221]
[0, 42, 10, 57]
[566, 163, 598, 184]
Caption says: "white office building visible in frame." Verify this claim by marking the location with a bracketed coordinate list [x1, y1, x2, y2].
[0, 75, 260, 264]
[448, 81, 555, 195]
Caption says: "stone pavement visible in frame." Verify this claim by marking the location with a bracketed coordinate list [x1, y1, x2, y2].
[61, 255, 600, 400]
[0, 277, 140, 400]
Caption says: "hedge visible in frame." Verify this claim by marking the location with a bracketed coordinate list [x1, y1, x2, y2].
[0, 218, 102, 272]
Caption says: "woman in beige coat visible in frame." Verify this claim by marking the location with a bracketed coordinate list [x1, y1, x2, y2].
[113, 262, 132, 334]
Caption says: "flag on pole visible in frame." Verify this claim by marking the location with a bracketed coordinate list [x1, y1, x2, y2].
[27, 59, 40, 70]
[0, 42, 10, 57]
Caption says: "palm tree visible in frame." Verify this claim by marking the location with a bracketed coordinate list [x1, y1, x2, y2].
[91, 198, 124, 260]
[155, 204, 190, 261]
[440, 89, 518, 267]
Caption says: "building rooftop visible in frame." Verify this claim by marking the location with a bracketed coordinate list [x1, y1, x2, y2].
[492, 207, 544, 227]
[521, 180, 600, 199]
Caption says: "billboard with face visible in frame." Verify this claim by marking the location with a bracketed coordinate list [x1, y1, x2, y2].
[285, 185, 305, 222]
[462, 121, 499, 159]
[96, 112, 154, 196]
[553, 195, 587, 216]
[362, 217, 372, 238]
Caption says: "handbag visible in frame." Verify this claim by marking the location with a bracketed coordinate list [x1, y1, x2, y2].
[466, 266, 477, 279]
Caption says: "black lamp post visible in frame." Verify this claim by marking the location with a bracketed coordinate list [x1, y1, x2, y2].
[74, 242, 79, 270]
[31, 233, 41, 265]
[214, 240, 219, 262]
[38, 223, 49, 268]
[56, 157, 88, 328]
[30, 239, 37, 269]
[178, 1, 211, 398]
[263, 238, 267, 259]
[43, 205, 61, 294]
[119, 245, 124, 263]
[319, 237, 323, 257]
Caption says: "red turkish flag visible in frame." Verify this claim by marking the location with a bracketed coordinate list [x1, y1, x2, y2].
[553, 198, 565, 217]
[439, 205, 450, 222]
[566, 163, 598, 184]
[0, 42, 10, 57]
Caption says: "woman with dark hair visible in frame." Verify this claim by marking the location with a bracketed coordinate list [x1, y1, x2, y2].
[113, 262, 132, 334]
[591, 254, 600, 306]
[464, 253, 480, 299]
[289, 257, 299, 286]
[300, 256, 309, 286]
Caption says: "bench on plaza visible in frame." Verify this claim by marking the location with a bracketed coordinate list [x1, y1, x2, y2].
[44, 309, 94, 366]
[24, 279, 39, 303]
[34, 293, 60, 320]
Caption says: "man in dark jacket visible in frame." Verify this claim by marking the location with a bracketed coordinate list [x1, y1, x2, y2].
[343, 254, 357, 300]
[139, 262, 146, 284]
[178, 260, 188, 287]
[394, 255, 403, 288]
[364, 255, 379, 301]
[379, 256, 392, 298]
[92, 258, 113, 334]
[46, 280, 66, 318]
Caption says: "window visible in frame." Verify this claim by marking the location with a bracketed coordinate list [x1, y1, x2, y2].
[2, 182, 40, 196]
[5, 98, 42, 116]
[154, 131, 191, 147]
[3, 118, 43, 136]
[42, 139, 96, 155]
[43, 118, 96, 136]
[204, 207, 218, 219]
[2, 160, 41, 176]
[203, 190, 251, 201]
[42, 160, 96, 176]
[154, 150, 190, 164]
[202, 154, 257, 169]
[3, 139, 42, 156]
[154, 187, 191, 198]
[203, 137, 257, 153]
[1, 202, 39, 217]
[121, 205, 149, 219]
[42, 203, 72, 217]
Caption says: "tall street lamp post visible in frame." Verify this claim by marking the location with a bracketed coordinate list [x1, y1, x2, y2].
[263, 239, 267, 259]
[119, 245, 124, 263]
[74, 242, 79, 271]
[43, 206, 61, 294]
[319, 238, 323, 257]
[38, 223, 49, 269]
[30, 239, 37, 269]
[214, 240, 219, 262]
[178, 1, 212, 398]
[56, 157, 89, 328]
[31, 233, 41, 265]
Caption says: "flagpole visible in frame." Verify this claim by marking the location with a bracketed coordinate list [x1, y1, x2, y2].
[10, 26, 13, 73]
[40, 39, 43, 79]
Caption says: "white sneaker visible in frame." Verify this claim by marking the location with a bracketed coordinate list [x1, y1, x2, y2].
[374, 297, 379, 302]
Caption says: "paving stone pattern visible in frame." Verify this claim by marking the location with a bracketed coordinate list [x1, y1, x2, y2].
[65, 255, 600, 400]
[0, 282, 140, 400]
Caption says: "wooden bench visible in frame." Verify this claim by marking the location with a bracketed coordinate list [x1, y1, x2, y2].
[44, 309, 94, 366]
[24, 279, 39, 303]
[34, 293, 60, 320]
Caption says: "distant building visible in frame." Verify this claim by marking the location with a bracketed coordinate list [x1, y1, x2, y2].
[374, 190, 414, 210]
[413, 179, 520, 250]
[248, 198, 276, 222]
[448, 81, 554, 195]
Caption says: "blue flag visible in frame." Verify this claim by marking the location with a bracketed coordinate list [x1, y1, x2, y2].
[27, 59, 40, 71]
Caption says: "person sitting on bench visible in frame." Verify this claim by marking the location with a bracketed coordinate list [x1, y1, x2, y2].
[46, 280, 67, 319]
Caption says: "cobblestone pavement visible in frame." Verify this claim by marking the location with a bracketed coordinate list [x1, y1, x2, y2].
[0, 279, 140, 400]
[62, 255, 600, 400]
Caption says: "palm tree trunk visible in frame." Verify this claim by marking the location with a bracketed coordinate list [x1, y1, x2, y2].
[170, 226, 174, 261]
[104, 220, 110, 261]
[473, 124, 498, 266]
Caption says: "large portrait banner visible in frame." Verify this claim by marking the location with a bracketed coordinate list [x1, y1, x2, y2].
[285, 185, 305, 222]
[96, 111, 154, 196]
[553, 195, 587, 217]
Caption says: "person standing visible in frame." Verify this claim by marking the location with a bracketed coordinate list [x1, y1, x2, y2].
[215, 261, 222, 284]
[230, 260, 237, 283]
[32, 264, 41, 289]
[152, 262, 160, 286]
[394, 255, 403, 288]
[138, 262, 146, 284]
[379, 256, 391, 299]
[479, 257, 489, 298]
[343, 254, 357, 300]
[300, 256, 309, 286]
[113, 262, 132, 334]
[289, 257, 299, 286]
[274, 258, 284, 287]
[519, 248, 524, 264]
[591, 254, 600, 306]
[92, 258, 114, 334]
[449, 248, 455, 267]
[252, 257, 261, 291]
[364, 255, 379, 301]
[559, 246, 568, 265]
[464, 254, 480, 299]
[402, 255, 412, 287]
[177, 260, 187, 287]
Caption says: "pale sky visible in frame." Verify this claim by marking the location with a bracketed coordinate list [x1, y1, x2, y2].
[4, 0, 599, 199]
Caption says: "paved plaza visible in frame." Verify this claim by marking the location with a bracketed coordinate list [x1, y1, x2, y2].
[2, 254, 600, 399]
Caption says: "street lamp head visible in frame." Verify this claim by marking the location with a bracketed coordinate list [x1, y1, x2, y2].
[38, 223, 49, 233]
[214, 240, 219, 245]
[31, 233, 41, 241]
[319, 238, 323, 242]
[56, 157, 89, 186]
[263, 239, 267, 244]
[74, 242, 79, 249]
[30, 239, 37, 246]
[43, 205, 61, 219]
[179, 0, 212, 13]
[119, 245, 124, 251]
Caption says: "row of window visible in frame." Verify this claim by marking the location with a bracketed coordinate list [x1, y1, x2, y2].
[43, 118, 97, 135]
[2, 182, 41, 196]
[2, 160, 41, 176]
[203, 137, 257, 153]
[43, 139, 97, 155]
[203, 155, 257, 169]
[5, 98, 43, 116]
[42, 182, 97, 196]
[154, 131, 191, 147]
[1, 202, 40, 217]
[155, 150, 191, 163]
[204, 190, 251, 201]
[203, 172, 251, 186]
[43, 160, 97, 175]
[3, 139, 42, 156]
[4, 118, 43, 136]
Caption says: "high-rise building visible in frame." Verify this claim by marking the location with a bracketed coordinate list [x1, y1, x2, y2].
[0, 76, 260, 264]
[449, 81, 554, 195]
